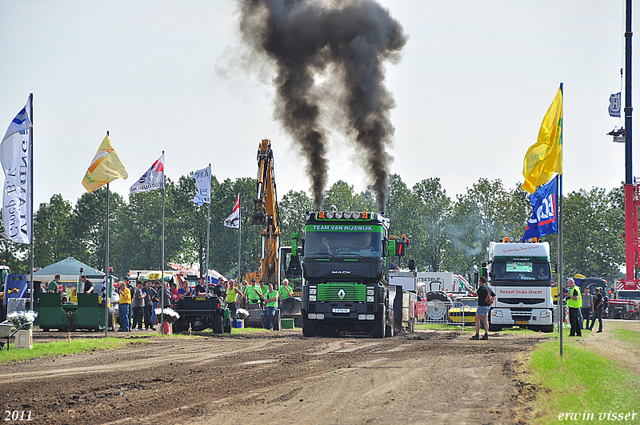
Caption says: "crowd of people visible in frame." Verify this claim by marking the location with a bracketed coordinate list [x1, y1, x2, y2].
[114, 275, 295, 332]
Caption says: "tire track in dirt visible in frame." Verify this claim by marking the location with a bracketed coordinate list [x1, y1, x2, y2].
[0, 330, 543, 425]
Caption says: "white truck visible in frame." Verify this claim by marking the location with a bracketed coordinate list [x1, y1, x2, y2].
[416, 272, 463, 293]
[485, 241, 554, 333]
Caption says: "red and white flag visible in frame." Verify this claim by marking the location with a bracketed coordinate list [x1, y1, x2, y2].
[224, 193, 240, 228]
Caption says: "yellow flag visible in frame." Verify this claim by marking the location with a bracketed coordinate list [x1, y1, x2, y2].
[81, 135, 128, 193]
[522, 87, 563, 193]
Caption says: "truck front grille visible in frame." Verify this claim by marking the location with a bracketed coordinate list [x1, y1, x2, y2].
[317, 283, 365, 302]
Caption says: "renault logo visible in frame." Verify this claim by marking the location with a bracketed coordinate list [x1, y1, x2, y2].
[338, 289, 346, 300]
[518, 302, 525, 307]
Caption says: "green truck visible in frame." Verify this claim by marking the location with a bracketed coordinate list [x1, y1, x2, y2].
[298, 211, 404, 338]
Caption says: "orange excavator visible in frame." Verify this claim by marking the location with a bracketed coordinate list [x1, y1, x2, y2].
[249, 138, 281, 287]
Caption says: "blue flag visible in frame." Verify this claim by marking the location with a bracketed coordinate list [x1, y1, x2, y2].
[609, 92, 621, 117]
[522, 175, 558, 242]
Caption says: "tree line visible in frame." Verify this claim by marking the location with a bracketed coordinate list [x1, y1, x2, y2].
[0, 173, 626, 284]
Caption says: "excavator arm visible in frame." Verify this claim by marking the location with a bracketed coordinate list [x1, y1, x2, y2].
[251, 139, 281, 286]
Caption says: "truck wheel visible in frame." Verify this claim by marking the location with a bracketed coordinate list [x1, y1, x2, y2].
[489, 324, 502, 332]
[224, 322, 232, 334]
[212, 315, 224, 334]
[540, 325, 555, 333]
[371, 306, 385, 338]
[302, 323, 316, 337]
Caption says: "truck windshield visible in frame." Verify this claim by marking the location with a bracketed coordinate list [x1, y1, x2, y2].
[305, 231, 382, 259]
[493, 261, 550, 282]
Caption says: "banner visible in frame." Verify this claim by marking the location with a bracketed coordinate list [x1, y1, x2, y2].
[224, 193, 240, 228]
[82, 135, 128, 192]
[608, 92, 621, 117]
[522, 87, 563, 194]
[522, 175, 558, 242]
[0, 96, 32, 244]
[130, 153, 164, 194]
[192, 165, 211, 205]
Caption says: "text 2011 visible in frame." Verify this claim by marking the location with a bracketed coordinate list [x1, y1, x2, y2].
[4, 411, 32, 421]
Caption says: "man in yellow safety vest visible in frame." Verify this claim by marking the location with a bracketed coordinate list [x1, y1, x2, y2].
[565, 278, 582, 337]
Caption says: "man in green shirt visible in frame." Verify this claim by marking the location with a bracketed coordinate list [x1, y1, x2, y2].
[48, 274, 61, 294]
[279, 279, 293, 303]
[244, 279, 263, 305]
[262, 283, 279, 330]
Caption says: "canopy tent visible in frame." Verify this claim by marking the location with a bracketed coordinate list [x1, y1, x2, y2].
[33, 257, 105, 284]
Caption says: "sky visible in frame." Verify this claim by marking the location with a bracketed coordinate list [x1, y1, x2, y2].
[0, 0, 635, 210]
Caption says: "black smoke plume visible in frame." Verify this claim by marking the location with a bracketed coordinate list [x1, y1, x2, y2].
[239, 0, 407, 210]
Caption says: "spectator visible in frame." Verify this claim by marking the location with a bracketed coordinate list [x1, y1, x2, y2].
[118, 279, 131, 332]
[259, 280, 268, 308]
[178, 279, 192, 299]
[80, 275, 94, 294]
[132, 281, 145, 330]
[48, 274, 61, 294]
[144, 281, 156, 330]
[279, 278, 293, 304]
[160, 281, 171, 309]
[150, 281, 161, 324]
[581, 287, 593, 330]
[213, 279, 227, 299]
[467, 276, 495, 340]
[241, 280, 249, 308]
[226, 279, 243, 328]
[195, 277, 207, 296]
[565, 278, 582, 337]
[170, 282, 179, 306]
[263, 283, 279, 330]
[245, 279, 262, 305]
[589, 288, 604, 333]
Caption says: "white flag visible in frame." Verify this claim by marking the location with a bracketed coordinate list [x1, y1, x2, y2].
[130, 153, 164, 194]
[224, 193, 240, 229]
[192, 165, 211, 205]
[0, 96, 32, 244]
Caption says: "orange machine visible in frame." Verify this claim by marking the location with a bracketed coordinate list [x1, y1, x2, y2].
[250, 139, 281, 287]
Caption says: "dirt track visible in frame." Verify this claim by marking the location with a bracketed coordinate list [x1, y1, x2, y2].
[0, 329, 543, 425]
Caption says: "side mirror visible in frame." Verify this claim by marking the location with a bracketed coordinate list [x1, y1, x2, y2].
[298, 239, 305, 257]
[408, 259, 416, 271]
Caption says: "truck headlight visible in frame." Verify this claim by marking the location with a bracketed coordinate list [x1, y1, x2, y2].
[492, 310, 503, 318]
[316, 313, 324, 320]
[309, 287, 317, 295]
[366, 314, 375, 320]
[308, 313, 317, 319]
[309, 295, 316, 301]
[540, 310, 551, 318]
[366, 287, 374, 295]
[358, 314, 366, 320]
[366, 296, 374, 302]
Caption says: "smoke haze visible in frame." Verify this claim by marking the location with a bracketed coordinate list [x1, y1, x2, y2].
[238, 0, 407, 210]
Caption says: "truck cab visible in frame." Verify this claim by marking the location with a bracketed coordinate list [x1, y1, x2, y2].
[486, 241, 555, 333]
[299, 211, 393, 338]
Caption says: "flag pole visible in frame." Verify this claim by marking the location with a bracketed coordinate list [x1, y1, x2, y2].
[105, 131, 110, 338]
[205, 163, 211, 282]
[238, 190, 242, 284]
[28, 94, 34, 311]
[557, 83, 564, 356]
[161, 151, 166, 332]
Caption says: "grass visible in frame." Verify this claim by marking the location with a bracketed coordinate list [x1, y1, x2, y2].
[610, 327, 640, 346]
[0, 337, 144, 364]
[528, 324, 640, 424]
